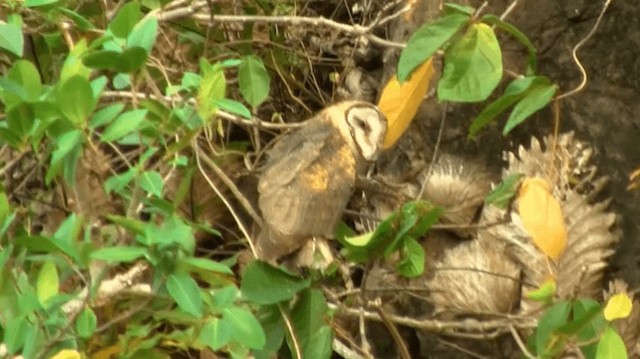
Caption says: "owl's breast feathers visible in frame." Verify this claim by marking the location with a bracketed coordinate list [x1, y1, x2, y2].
[256, 119, 360, 260]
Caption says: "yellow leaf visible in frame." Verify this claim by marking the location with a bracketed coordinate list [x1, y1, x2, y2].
[604, 293, 633, 321]
[50, 349, 81, 359]
[377, 58, 434, 149]
[517, 177, 567, 260]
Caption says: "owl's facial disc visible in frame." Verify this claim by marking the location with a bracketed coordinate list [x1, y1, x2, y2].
[346, 105, 387, 161]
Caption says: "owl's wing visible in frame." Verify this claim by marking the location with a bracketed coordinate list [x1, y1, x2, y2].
[259, 120, 333, 189]
[258, 120, 355, 248]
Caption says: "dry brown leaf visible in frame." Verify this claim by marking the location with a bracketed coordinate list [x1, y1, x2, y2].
[378, 58, 434, 149]
[518, 177, 568, 260]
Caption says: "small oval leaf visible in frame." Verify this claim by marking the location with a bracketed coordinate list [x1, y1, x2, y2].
[604, 293, 633, 321]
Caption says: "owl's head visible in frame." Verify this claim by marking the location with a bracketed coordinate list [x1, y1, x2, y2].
[328, 101, 387, 161]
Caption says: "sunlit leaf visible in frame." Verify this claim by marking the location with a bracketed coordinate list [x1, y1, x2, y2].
[36, 260, 59, 305]
[50, 349, 81, 359]
[197, 60, 226, 121]
[481, 14, 538, 75]
[518, 177, 567, 260]
[604, 293, 633, 321]
[378, 59, 434, 148]
[596, 327, 628, 359]
[0, 23, 24, 57]
[91, 246, 148, 263]
[525, 278, 556, 303]
[438, 23, 502, 102]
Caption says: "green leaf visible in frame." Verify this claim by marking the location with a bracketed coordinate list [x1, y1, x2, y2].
[0, 23, 24, 57]
[50, 214, 82, 262]
[7, 60, 42, 102]
[438, 23, 503, 102]
[24, 0, 59, 6]
[140, 170, 163, 197]
[90, 103, 125, 129]
[4, 316, 27, 354]
[58, 75, 97, 125]
[60, 39, 91, 82]
[110, 2, 142, 38]
[166, 273, 203, 318]
[199, 317, 231, 351]
[288, 289, 332, 359]
[573, 299, 607, 358]
[91, 246, 148, 263]
[182, 257, 233, 275]
[128, 15, 158, 52]
[525, 278, 556, 303]
[117, 46, 148, 73]
[6, 103, 34, 140]
[101, 108, 147, 142]
[240, 261, 310, 305]
[484, 173, 524, 208]
[212, 286, 239, 310]
[396, 237, 425, 277]
[469, 76, 540, 137]
[46, 129, 83, 185]
[596, 327, 627, 359]
[481, 15, 537, 75]
[443, 3, 475, 15]
[213, 98, 251, 119]
[57, 7, 95, 31]
[36, 260, 59, 305]
[76, 307, 97, 338]
[255, 305, 285, 358]
[83, 50, 121, 70]
[222, 307, 266, 349]
[144, 216, 195, 253]
[503, 80, 557, 134]
[197, 60, 226, 121]
[397, 13, 469, 82]
[238, 55, 270, 108]
[535, 300, 571, 357]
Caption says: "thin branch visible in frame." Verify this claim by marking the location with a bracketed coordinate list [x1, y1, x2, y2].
[191, 14, 406, 49]
[556, 0, 612, 100]
[334, 304, 537, 335]
[418, 102, 448, 199]
[193, 140, 259, 258]
[509, 325, 536, 359]
[500, 0, 521, 21]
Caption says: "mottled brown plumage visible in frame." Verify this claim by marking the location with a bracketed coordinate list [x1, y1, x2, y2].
[256, 101, 387, 260]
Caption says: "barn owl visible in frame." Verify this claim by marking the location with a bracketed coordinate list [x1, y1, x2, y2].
[256, 101, 387, 261]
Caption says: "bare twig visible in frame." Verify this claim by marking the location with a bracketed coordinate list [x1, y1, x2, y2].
[191, 14, 406, 49]
[500, 0, 521, 21]
[372, 302, 411, 359]
[556, 0, 612, 100]
[335, 305, 537, 335]
[418, 102, 448, 199]
[509, 325, 537, 359]
[193, 140, 258, 258]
